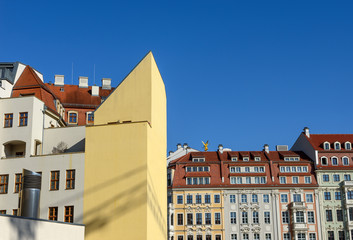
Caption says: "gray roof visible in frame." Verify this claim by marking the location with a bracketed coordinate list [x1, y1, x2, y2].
[0, 62, 22, 84]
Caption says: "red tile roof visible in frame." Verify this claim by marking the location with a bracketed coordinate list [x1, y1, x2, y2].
[305, 133, 353, 151]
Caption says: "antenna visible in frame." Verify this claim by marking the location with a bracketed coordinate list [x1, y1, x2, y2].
[93, 64, 96, 85]
[71, 62, 74, 85]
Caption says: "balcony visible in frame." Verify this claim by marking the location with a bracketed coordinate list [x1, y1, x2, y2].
[291, 222, 308, 231]
[290, 202, 306, 210]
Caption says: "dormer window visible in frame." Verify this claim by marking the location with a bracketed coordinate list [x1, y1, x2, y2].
[284, 157, 300, 161]
[345, 142, 352, 150]
[331, 157, 338, 166]
[343, 157, 349, 166]
[243, 157, 249, 161]
[255, 157, 261, 161]
[192, 158, 205, 162]
[231, 157, 237, 161]
[334, 142, 341, 150]
[324, 142, 330, 150]
[321, 157, 328, 165]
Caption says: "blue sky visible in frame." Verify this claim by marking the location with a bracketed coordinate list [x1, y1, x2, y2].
[1, 1, 353, 152]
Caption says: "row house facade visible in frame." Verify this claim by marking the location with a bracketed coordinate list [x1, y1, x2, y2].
[168, 145, 319, 240]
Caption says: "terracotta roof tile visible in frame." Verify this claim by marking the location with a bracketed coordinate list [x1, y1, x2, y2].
[306, 133, 353, 151]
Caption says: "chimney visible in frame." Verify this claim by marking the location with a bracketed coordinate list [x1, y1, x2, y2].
[218, 144, 224, 154]
[264, 144, 269, 153]
[169, 151, 173, 156]
[79, 76, 88, 88]
[54, 75, 64, 86]
[276, 145, 288, 151]
[183, 143, 188, 150]
[102, 78, 111, 90]
[19, 169, 42, 218]
[177, 143, 182, 149]
[304, 127, 310, 138]
[92, 85, 99, 96]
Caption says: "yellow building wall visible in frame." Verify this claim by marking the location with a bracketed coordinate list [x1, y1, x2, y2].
[84, 52, 167, 240]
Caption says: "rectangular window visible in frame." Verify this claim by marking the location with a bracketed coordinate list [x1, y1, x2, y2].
[308, 211, 315, 223]
[282, 211, 289, 223]
[69, 112, 77, 123]
[230, 212, 236, 224]
[349, 207, 353, 221]
[252, 211, 259, 224]
[87, 113, 94, 124]
[205, 194, 211, 204]
[280, 176, 286, 184]
[0, 210, 6, 214]
[283, 233, 290, 240]
[292, 176, 299, 184]
[205, 236, 211, 240]
[254, 233, 260, 240]
[19, 112, 28, 126]
[335, 191, 342, 200]
[306, 194, 313, 203]
[230, 194, 236, 203]
[338, 231, 345, 240]
[263, 194, 269, 203]
[264, 212, 270, 224]
[337, 209, 343, 221]
[215, 236, 221, 240]
[178, 236, 184, 240]
[252, 194, 258, 203]
[196, 213, 202, 225]
[64, 206, 74, 223]
[265, 233, 271, 240]
[0, 175, 9, 194]
[231, 234, 237, 240]
[14, 173, 22, 193]
[171, 213, 174, 226]
[215, 212, 221, 224]
[323, 174, 329, 182]
[241, 194, 247, 203]
[187, 195, 193, 204]
[4, 113, 13, 127]
[66, 170, 75, 189]
[177, 213, 183, 225]
[324, 192, 331, 200]
[333, 174, 340, 182]
[281, 194, 288, 203]
[297, 233, 306, 240]
[309, 233, 316, 240]
[205, 213, 211, 224]
[246, 177, 251, 184]
[328, 231, 334, 240]
[214, 194, 220, 203]
[50, 171, 60, 191]
[348, 191, 353, 199]
[242, 212, 248, 224]
[188, 236, 193, 240]
[326, 210, 333, 222]
[243, 234, 249, 240]
[296, 211, 304, 223]
[196, 195, 202, 204]
[13, 209, 18, 216]
[49, 207, 58, 221]
[345, 174, 351, 181]
[305, 176, 311, 183]
[187, 213, 193, 225]
[293, 194, 301, 202]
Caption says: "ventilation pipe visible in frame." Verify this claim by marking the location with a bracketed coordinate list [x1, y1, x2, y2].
[304, 127, 310, 138]
[264, 144, 270, 153]
[19, 169, 42, 218]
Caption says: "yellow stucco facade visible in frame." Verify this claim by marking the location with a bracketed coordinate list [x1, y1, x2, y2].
[83, 52, 167, 240]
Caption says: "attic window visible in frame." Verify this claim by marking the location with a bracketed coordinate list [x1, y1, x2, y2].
[324, 142, 330, 150]
[255, 157, 261, 161]
[231, 157, 237, 161]
[284, 157, 300, 161]
[334, 142, 341, 150]
[60, 88, 64, 92]
[193, 158, 205, 162]
[243, 157, 249, 161]
[345, 142, 352, 150]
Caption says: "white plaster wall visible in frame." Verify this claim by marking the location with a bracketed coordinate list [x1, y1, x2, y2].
[0, 215, 84, 240]
[42, 126, 85, 155]
[43, 113, 61, 128]
[13, 63, 26, 84]
[0, 81, 14, 98]
[0, 152, 85, 223]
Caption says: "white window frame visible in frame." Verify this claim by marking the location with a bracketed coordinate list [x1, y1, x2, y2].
[334, 141, 341, 150]
[345, 142, 352, 150]
[86, 111, 94, 124]
[292, 176, 299, 184]
[243, 157, 249, 161]
[323, 141, 330, 150]
[331, 156, 338, 166]
[321, 156, 328, 165]
[343, 156, 349, 166]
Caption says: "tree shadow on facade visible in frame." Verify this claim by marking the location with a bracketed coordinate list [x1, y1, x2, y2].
[9, 216, 37, 240]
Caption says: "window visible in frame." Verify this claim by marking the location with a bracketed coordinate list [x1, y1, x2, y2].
[254, 233, 260, 240]
[283, 233, 290, 240]
[282, 211, 289, 223]
[236, 167, 241, 172]
[280, 176, 286, 184]
[215, 236, 221, 240]
[0, 210, 6, 214]
[214, 194, 220, 203]
[350, 208, 353, 221]
[230, 194, 236, 203]
[252, 194, 258, 203]
[242, 211, 248, 224]
[309, 233, 316, 240]
[261, 177, 266, 184]
[215, 212, 221, 224]
[305, 176, 311, 183]
[87, 112, 94, 124]
[196, 195, 201, 204]
[323, 174, 329, 182]
[335, 191, 342, 200]
[348, 191, 353, 200]
[196, 213, 202, 225]
[303, 166, 308, 172]
[231, 234, 237, 240]
[293, 194, 301, 202]
[245, 167, 250, 172]
[346, 142, 352, 150]
[280, 166, 285, 172]
[192, 158, 205, 162]
[264, 212, 270, 224]
[308, 211, 315, 223]
[49, 207, 58, 221]
[187, 177, 210, 185]
[306, 194, 313, 203]
[246, 177, 251, 184]
[0, 175, 9, 194]
[297, 233, 305, 240]
[206, 236, 211, 240]
[64, 206, 74, 223]
[333, 174, 340, 182]
[296, 211, 304, 223]
[326, 210, 333, 222]
[292, 176, 299, 184]
[66, 170, 75, 189]
[177, 213, 183, 225]
[338, 231, 344, 240]
[343, 157, 349, 165]
[324, 142, 330, 150]
[196, 236, 202, 240]
[252, 211, 259, 224]
[205, 213, 211, 224]
[324, 192, 331, 200]
[231, 157, 237, 161]
[241, 194, 247, 203]
[237, 177, 242, 184]
[205, 194, 211, 204]
[187, 195, 193, 204]
[19, 112, 28, 126]
[14, 173, 22, 193]
[4, 113, 13, 127]
[321, 157, 328, 165]
[284, 157, 300, 161]
[230, 212, 236, 224]
[178, 236, 183, 240]
[263, 194, 269, 203]
[332, 157, 338, 165]
[328, 231, 334, 240]
[243, 234, 249, 240]
[265, 234, 271, 240]
[243, 157, 249, 161]
[69, 112, 77, 124]
[177, 195, 183, 204]
[187, 213, 193, 225]
[281, 194, 288, 203]
[345, 174, 351, 181]
[335, 142, 341, 150]
[13, 209, 18, 216]
[255, 157, 261, 161]
[254, 177, 259, 184]
[337, 209, 343, 221]
[50, 171, 60, 191]
[171, 213, 174, 225]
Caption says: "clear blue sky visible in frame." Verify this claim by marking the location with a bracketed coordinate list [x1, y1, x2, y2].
[1, 1, 353, 152]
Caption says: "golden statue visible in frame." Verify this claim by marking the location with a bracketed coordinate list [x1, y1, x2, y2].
[202, 140, 209, 151]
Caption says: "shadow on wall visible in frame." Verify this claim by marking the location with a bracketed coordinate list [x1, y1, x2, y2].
[9, 216, 38, 240]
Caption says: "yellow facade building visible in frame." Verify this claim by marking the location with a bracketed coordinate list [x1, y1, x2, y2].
[83, 52, 167, 240]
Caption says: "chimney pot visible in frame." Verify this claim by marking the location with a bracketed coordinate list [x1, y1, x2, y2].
[92, 85, 99, 96]
[177, 143, 182, 149]
[183, 143, 188, 149]
[54, 75, 64, 86]
[264, 144, 269, 153]
[79, 76, 88, 88]
[218, 144, 224, 154]
[304, 127, 310, 138]
[102, 78, 112, 90]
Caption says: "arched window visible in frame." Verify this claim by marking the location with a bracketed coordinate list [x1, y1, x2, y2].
[335, 142, 341, 150]
[343, 157, 349, 166]
[324, 142, 330, 150]
[345, 142, 352, 150]
[331, 157, 338, 166]
[321, 157, 328, 165]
